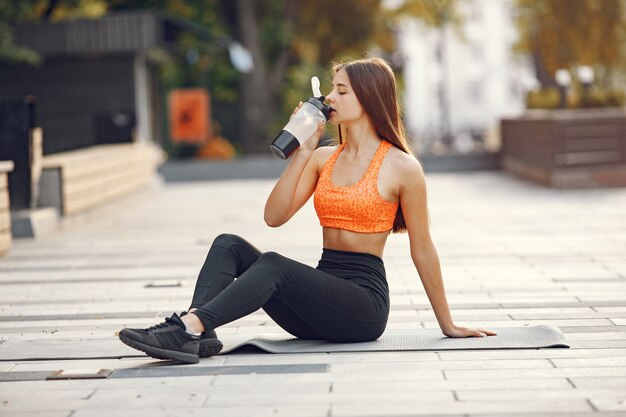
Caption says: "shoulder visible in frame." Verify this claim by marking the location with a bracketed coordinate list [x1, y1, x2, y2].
[311, 144, 339, 170]
[315, 144, 339, 158]
[383, 146, 427, 197]
[385, 145, 425, 185]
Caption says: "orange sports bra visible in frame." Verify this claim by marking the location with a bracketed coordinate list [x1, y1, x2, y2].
[314, 140, 399, 233]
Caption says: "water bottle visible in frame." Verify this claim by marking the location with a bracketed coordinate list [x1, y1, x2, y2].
[270, 77, 332, 159]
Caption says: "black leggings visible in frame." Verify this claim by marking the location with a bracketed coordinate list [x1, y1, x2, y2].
[189, 234, 390, 343]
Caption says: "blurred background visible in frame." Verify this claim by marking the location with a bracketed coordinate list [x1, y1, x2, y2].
[1, 0, 624, 159]
[0, 0, 625, 255]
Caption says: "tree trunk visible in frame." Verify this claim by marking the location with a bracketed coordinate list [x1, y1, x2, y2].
[532, 49, 553, 88]
[235, 0, 275, 154]
[43, 0, 60, 20]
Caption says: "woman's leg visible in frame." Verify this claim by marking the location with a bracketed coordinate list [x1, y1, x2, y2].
[192, 251, 388, 343]
[119, 246, 387, 363]
[119, 233, 261, 363]
[188, 233, 262, 308]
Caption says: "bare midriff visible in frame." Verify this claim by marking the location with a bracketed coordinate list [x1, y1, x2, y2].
[322, 227, 389, 258]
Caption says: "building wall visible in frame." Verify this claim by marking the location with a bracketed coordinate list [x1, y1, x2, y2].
[0, 55, 136, 154]
[398, 0, 533, 153]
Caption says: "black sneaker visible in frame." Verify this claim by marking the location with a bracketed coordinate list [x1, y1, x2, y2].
[118, 313, 200, 364]
[180, 311, 223, 358]
[199, 329, 223, 358]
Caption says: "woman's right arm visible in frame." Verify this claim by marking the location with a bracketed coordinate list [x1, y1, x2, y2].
[264, 123, 325, 227]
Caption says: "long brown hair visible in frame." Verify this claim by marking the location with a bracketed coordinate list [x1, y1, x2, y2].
[333, 57, 413, 233]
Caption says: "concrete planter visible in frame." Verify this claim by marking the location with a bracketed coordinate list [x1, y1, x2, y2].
[501, 108, 626, 188]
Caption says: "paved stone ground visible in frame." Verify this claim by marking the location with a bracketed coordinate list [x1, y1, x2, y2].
[1, 171, 626, 416]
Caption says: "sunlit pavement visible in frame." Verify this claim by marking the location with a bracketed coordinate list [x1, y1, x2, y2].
[1, 170, 626, 416]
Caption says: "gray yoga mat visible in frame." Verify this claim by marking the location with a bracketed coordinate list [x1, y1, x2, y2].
[219, 325, 569, 354]
[0, 325, 567, 361]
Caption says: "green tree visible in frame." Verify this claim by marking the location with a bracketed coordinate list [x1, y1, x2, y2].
[514, 0, 626, 88]
[0, 0, 44, 64]
[0, 0, 108, 65]
[2, 0, 462, 154]
[234, 0, 462, 152]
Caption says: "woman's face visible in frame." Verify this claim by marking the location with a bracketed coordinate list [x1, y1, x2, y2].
[326, 69, 364, 125]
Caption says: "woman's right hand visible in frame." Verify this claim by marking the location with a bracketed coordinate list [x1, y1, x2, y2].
[289, 102, 303, 121]
[291, 102, 326, 156]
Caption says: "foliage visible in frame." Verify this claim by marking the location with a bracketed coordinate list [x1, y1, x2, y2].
[391, 0, 463, 28]
[0, 0, 463, 153]
[0, 0, 109, 65]
[272, 0, 463, 141]
[0, 0, 41, 65]
[514, 0, 626, 87]
[526, 87, 626, 109]
[108, 0, 239, 103]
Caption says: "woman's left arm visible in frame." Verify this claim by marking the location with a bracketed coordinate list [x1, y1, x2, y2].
[398, 158, 496, 338]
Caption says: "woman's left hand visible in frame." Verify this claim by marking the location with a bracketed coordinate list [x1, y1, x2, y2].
[442, 324, 497, 338]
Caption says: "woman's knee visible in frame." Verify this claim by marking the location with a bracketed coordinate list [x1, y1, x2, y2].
[242, 251, 289, 280]
[254, 251, 289, 270]
[213, 233, 246, 248]
[257, 251, 282, 262]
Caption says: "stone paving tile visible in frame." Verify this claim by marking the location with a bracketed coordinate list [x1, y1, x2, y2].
[210, 370, 442, 386]
[572, 340, 626, 348]
[71, 405, 330, 417]
[559, 326, 626, 334]
[511, 311, 626, 320]
[594, 306, 626, 313]
[110, 364, 328, 379]
[0, 375, 218, 390]
[421, 318, 614, 329]
[444, 367, 626, 379]
[552, 357, 626, 368]
[331, 378, 572, 392]
[2, 393, 207, 412]
[89, 387, 210, 405]
[438, 348, 626, 360]
[470, 414, 625, 417]
[590, 398, 626, 412]
[0, 363, 15, 371]
[566, 332, 626, 341]
[330, 398, 593, 416]
[0, 389, 95, 402]
[206, 390, 455, 406]
[330, 359, 553, 373]
[222, 351, 439, 366]
[207, 381, 331, 395]
[0, 371, 51, 381]
[0, 413, 70, 417]
[570, 376, 626, 388]
[456, 388, 626, 401]
[7, 358, 176, 372]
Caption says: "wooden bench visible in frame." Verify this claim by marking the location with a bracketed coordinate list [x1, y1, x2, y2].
[501, 109, 626, 188]
[0, 161, 14, 256]
[40, 143, 162, 216]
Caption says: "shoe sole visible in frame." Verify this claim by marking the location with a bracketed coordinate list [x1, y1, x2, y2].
[199, 338, 223, 358]
[119, 333, 199, 364]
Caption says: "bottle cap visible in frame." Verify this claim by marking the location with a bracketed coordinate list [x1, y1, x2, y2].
[306, 97, 332, 120]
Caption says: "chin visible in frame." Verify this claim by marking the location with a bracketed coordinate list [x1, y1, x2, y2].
[327, 115, 339, 125]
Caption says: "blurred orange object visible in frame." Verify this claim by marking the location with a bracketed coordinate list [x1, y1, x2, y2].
[197, 135, 236, 160]
[169, 89, 211, 143]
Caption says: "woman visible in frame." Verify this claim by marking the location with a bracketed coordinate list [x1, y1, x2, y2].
[119, 57, 496, 364]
